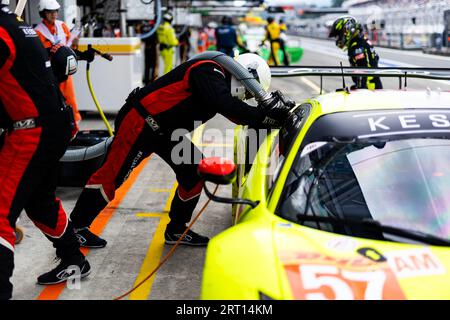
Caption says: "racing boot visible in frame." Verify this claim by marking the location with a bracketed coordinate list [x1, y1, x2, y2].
[164, 224, 209, 246]
[37, 253, 91, 285]
[74, 227, 107, 248]
[37, 222, 91, 285]
[165, 184, 209, 246]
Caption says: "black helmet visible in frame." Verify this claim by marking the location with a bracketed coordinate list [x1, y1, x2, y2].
[267, 16, 274, 24]
[329, 16, 359, 49]
[50, 45, 78, 82]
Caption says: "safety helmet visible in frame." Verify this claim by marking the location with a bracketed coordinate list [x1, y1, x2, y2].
[50, 45, 78, 82]
[163, 12, 173, 23]
[38, 0, 60, 12]
[1, 0, 9, 5]
[230, 53, 271, 100]
[328, 16, 359, 49]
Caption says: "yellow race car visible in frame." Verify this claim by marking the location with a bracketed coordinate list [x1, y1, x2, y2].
[198, 68, 450, 300]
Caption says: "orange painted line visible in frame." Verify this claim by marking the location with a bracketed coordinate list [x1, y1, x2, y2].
[36, 157, 151, 300]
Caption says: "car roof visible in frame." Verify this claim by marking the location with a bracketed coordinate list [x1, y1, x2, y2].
[312, 89, 450, 115]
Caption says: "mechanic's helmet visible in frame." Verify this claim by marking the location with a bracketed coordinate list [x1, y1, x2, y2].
[222, 16, 232, 25]
[230, 53, 271, 100]
[38, 0, 60, 12]
[51, 45, 78, 82]
[38, 0, 60, 18]
[329, 16, 359, 49]
[163, 12, 173, 23]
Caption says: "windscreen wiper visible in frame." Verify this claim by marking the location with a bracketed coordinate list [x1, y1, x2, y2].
[296, 214, 450, 247]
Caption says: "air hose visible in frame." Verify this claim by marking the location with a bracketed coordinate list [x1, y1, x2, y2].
[189, 51, 271, 104]
[60, 46, 114, 162]
[114, 185, 219, 300]
[86, 45, 114, 137]
[61, 51, 270, 162]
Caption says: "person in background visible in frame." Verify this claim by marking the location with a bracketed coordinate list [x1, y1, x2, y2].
[215, 16, 238, 57]
[0, 2, 90, 300]
[178, 26, 191, 63]
[205, 22, 216, 50]
[141, 20, 159, 85]
[329, 16, 383, 89]
[263, 17, 281, 66]
[279, 18, 290, 66]
[157, 12, 179, 75]
[35, 0, 82, 124]
[197, 27, 208, 53]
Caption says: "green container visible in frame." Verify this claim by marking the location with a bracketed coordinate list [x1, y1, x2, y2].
[261, 46, 303, 64]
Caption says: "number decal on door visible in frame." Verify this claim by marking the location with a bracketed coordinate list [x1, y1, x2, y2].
[300, 265, 386, 300]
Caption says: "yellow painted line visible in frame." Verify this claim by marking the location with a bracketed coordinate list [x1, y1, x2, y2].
[136, 213, 166, 218]
[129, 184, 176, 300]
[149, 188, 172, 193]
[164, 182, 178, 213]
[130, 124, 206, 299]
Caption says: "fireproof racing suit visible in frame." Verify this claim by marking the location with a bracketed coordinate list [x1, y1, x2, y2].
[348, 34, 383, 89]
[0, 5, 82, 300]
[70, 58, 270, 233]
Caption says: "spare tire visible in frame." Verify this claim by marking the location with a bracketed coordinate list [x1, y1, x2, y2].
[58, 130, 112, 187]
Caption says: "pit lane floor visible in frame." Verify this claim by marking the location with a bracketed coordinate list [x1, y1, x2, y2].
[11, 40, 450, 300]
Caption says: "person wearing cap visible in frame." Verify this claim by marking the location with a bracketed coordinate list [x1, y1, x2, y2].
[157, 12, 179, 74]
[34, 0, 82, 124]
[68, 53, 293, 249]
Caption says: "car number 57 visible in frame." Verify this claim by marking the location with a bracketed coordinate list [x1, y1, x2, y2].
[300, 265, 387, 300]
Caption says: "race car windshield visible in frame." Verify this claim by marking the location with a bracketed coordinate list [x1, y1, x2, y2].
[278, 138, 450, 245]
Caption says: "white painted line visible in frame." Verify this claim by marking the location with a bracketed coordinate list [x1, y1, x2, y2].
[301, 77, 326, 93]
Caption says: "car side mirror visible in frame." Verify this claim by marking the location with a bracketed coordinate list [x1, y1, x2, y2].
[198, 157, 259, 209]
[198, 157, 236, 185]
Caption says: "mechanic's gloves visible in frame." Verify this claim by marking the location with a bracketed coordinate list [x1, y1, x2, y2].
[76, 48, 95, 63]
[259, 90, 295, 128]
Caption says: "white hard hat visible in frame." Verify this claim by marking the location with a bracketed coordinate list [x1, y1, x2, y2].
[1, 0, 10, 5]
[231, 53, 271, 100]
[38, 0, 60, 12]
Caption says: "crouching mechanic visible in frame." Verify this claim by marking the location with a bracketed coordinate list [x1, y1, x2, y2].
[0, 3, 90, 299]
[69, 52, 292, 248]
[329, 16, 383, 90]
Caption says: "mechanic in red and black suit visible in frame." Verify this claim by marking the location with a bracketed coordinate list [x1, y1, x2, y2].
[0, 3, 90, 299]
[69, 53, 292, 248]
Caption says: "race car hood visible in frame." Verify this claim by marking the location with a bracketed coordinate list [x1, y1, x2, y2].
[273, 222, 450, 300]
